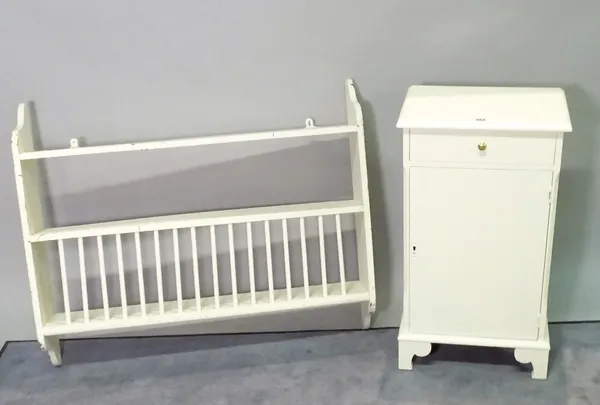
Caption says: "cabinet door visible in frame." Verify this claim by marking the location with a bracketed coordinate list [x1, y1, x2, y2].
[408, 167, 553, 340]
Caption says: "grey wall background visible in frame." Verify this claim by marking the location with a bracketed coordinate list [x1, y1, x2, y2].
[1, 1, 600, 347]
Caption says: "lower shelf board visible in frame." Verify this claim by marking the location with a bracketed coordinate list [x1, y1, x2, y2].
[42, 281, 369, 336]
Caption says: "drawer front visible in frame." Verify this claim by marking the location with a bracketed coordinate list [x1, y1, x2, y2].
[409, 130, 557, 167]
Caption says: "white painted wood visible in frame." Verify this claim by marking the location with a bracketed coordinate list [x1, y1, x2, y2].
[335, 214, 347, 296]
[28, 200, 363, 242]
[398, 329, 550, 351]
[11, 79, 377, 365]
[300, 217, 310, 299]
[210, 225, 220, 309]
[409, 167, 552, 340]
[19, 124, 359, 160]
[77, 237, 89, 323]
[246, 223, 256, 305]
[514, 347, 550, 380]
[409, 130, 557, 167]
[45, 336, 62, 367]
[11, 104, 57, 354]
[346, 79, 376, 326]
[227, 224, 238, 307]
[96, 236, 110, 321]
[172, 229, 183, 313]
[318, 216, 328, 297]
[264, 221, 275, 303]
[134, 232, 147, 317]
[115, 234, 128, 319]
[154, 230, 165, 315]
[190, 227, 201, 312]
[401, 129, 411, 334]
[397, 84, 572, 379]
[360, 303, 371, 330]
[396, 85, 572, 132]
[407, 160, 556, 172]
[31, 242, 57, 351]
[57, 240, 71, 325]
[282, 219, 292, 301]
[538, 135, 564, 340]
[397, 340, 432, 371]
[42, 281, 369, 336]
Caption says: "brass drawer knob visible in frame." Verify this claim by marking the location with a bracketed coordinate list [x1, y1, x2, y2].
[478, 142, 487, 151]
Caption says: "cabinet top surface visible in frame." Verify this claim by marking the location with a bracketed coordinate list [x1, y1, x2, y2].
[397, 85, 572, 132]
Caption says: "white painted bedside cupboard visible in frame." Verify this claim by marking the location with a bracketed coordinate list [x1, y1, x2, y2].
[396, 85, 572, 379]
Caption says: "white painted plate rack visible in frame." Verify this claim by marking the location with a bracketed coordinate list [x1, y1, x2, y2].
[12, 79, 376, 366]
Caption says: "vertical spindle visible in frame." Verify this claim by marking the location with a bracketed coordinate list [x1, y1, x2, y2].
[264, 221, 274, 303]
[173, 229, 183, 313]
[190, 227, 201, 311]
[154, 230, 164, 315]
[210, 225, 220, 308]
[282, 219, 292, 301]
[77, 237, 89, 323]
[246, 223, 256, 304]
[96, 236, 110, 320]
[228, 224, 238, 307]
[115, 234, 128, 319]
[300, 217, 310, 299]
[335, 214, 347, 295]
[318, 216, 327, 297]
[134, 232, 146, 317]
[57, 239, 71, 324]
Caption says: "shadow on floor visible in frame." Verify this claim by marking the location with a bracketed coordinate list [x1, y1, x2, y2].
[415, 343, 530, 373]
[61, 329, 348, 365]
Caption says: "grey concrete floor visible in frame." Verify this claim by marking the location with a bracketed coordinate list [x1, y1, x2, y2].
[0, 323, 598, 405]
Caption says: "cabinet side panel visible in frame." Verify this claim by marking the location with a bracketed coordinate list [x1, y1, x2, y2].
[401, 129, 410, 332]
[538, 133, 564, 338]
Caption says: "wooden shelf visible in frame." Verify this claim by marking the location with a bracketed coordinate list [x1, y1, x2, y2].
[42, 281, 369, 336]
[12, 79, 377, 366]
[19, 124, 359, 160]
[28, 200, 364, 242]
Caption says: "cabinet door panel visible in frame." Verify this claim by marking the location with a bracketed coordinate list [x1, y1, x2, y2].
[408, 167, 552, 340]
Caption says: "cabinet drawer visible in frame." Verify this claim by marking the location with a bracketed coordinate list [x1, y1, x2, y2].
[409, 130, 557, 167]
